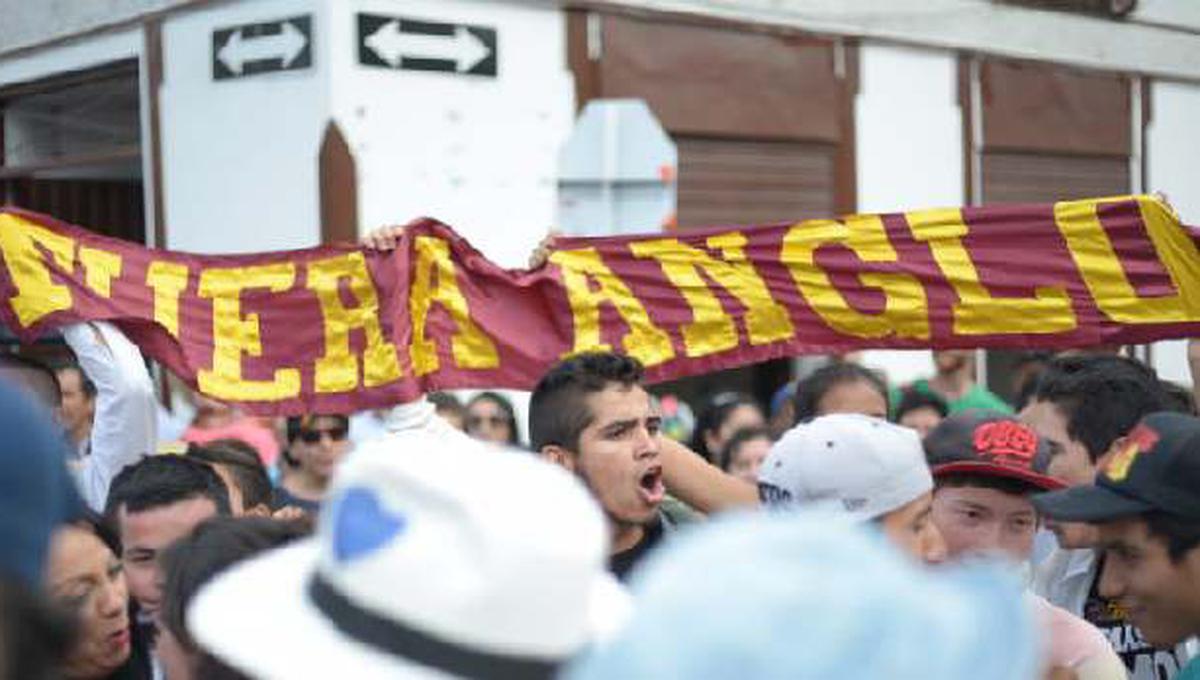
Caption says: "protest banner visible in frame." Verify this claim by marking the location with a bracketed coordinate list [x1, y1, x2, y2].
[1, 195, 1197, 414]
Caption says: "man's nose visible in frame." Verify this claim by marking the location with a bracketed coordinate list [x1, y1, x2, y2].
[1098, 556, 1125, 599]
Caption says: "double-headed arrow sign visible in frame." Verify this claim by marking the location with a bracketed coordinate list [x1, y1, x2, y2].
[213, 16, 312, 80]
[358, 14, 497, 77]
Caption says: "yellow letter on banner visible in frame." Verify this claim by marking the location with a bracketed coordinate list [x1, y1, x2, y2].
[1054, 196, 1200, 323]
[0, 214, 77, 327]
[630, 232, 793, 357]
[781, 215, 929, 339]
[79, 247, 123, 298]
[307, 252, 403, 392]
[197, 263, 301, 401]
[146, 261, 189, 338]
[409, 236, 499, 376]
[907, 208, 1076, 335]
[549, 248, 675, 367]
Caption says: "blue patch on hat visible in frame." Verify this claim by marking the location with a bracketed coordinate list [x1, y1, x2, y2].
[333, 487, 406, 562]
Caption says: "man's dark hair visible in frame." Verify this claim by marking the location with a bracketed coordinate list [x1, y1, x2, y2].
[1159, 381, 1197, 416]
[793, 362, 888, 424]
[893, 388, 949, 423]
[934, 473, 1040, 498]
[159, 517, 310, 679]
[106, 455, 232, 518]
[54, 363, 97, 399]
[1031, 354, 1170, 463]
[428, 391, 465, 416]
[1143, 511, 1200, 563]
[529, 352, 644, 453]
[188, 440, 273, 511]
[718, 426, 772, 472]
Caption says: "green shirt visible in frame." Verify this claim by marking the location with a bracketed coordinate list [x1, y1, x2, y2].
[893, 380, 1014, 416]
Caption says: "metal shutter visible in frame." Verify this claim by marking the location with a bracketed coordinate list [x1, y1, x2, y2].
[981, 151, 1130, 204]
[675, 136, 838, 228]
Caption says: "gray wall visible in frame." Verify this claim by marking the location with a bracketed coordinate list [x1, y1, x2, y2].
[0, 0, 198, 55]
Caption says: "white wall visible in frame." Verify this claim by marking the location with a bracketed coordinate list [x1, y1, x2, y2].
[853, 43, 962, 386]
[161, 0, 330, 253]
[331, 0, 573, 269]
[1146, 80, 1200, 386]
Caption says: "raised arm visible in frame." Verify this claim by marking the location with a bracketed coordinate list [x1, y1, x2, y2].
[660, 437, 759, 513]
[64, 322, 157, 511]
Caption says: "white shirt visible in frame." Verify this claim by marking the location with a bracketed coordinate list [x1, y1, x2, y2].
[64, 322, 157, 512]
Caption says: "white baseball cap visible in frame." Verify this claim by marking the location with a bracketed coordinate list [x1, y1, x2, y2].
[188, 426, 631, 679]
[757, 413, 932, 521]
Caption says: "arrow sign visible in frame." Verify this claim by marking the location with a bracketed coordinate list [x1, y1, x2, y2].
[358, 14, 497, 77]
[213, 16, 312, 81]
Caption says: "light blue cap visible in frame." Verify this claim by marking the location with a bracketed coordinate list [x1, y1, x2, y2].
[564, 511, 1038, 680]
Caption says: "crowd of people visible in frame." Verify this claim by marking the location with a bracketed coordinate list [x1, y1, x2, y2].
[1, 229, 1200, 680]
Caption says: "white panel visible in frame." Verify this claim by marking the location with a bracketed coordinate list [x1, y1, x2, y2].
[855, 43, 963, 385]
[160, 0, 328, 253]
[1146, 80, 1200, 386]
[333, 0, 574, 269]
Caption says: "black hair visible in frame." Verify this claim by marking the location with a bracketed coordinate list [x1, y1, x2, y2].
[466, 391, 520, 445]
[1031, 354, 1170, 463]
[1142, 511, 1200, 563]
[285, 413, 349, 444]
[54, 362, 97, 399]
[934, 473, 1041, 498]
[428, 391, 465, 416]
[106, 455, 232, 518]
[159, 517, 311, 651]
[0, 352, 62, 411]
[792, 363, 889, 424]
[530, 352, 644, 453]
[159, 517, 311, 679]
[690, 392, 762, 463]
[1159, 381, 1197, 416]
[718, 426, 772, 473]
[188, 440, 273, 511]
[893, 388, 949, 423]
[0, 577, 76, 680]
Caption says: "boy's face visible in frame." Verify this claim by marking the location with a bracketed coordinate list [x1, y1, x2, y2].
[931, 485, 1037, 562]
[1097, 517, 1200, 648]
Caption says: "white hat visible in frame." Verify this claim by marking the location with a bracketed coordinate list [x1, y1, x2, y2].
[189, 427, 630, 680]
[757, 414, 932, 521]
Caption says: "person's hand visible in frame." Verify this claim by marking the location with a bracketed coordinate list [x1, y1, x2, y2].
[361, 219, 428, 251]
[528, 229, 561, 269]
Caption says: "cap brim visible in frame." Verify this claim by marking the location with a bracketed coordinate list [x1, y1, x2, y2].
[932, 462, 1067, 492]
[1031, 484, 1156, 523]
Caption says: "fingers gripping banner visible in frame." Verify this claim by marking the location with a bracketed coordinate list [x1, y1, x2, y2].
[1, 195, 1198, 415]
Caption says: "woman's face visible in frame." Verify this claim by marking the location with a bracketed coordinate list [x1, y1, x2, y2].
[466, 398, 514, 445]
[291, 416, 351, 482]
[47, 525, 131, 678]
[707, 404, 765, 454]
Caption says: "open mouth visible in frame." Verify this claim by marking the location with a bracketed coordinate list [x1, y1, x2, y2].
[637, 466, 666, 505]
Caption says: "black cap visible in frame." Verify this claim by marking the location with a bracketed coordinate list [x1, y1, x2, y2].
[1032, 412, 1200, 523]
[924, 410, 1066, 492]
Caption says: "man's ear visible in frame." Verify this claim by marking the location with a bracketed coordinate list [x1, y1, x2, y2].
[539, 444, 576, 473]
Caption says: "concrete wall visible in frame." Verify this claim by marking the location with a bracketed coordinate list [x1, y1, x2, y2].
[854, 43, 963, 386]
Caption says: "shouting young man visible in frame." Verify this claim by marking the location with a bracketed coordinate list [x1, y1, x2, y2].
[530, 352, 669, 581]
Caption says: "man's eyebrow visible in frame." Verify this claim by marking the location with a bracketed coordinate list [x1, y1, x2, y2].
[599, 418, 639, 434]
